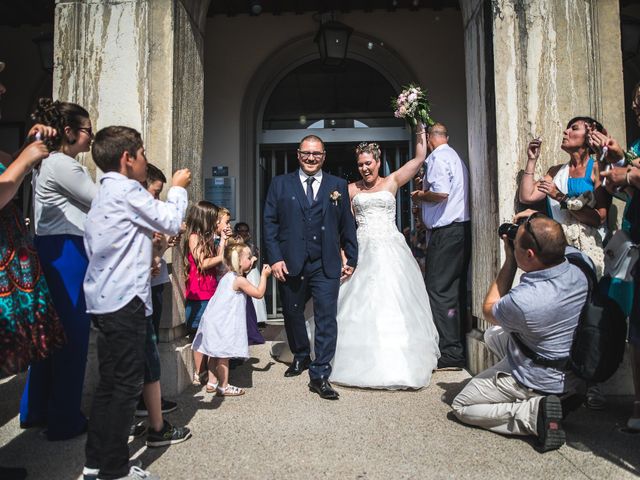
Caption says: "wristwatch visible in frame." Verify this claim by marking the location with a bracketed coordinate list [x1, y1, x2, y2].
[558, 194, 568, 209]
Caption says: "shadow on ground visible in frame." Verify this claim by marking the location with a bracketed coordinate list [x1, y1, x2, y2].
[437, 379, 639, 475]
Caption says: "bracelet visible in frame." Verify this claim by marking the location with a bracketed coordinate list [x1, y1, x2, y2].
[523, 171, 534, 175]
[625, 170, 631, 187]
[416, 131, 425, 135]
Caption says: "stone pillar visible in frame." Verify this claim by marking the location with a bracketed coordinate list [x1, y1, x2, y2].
[54, 0, 210, 396]
[461, 0, 627, 387]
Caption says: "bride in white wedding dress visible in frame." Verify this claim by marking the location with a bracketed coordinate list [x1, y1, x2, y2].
[330, 129, 440, 389]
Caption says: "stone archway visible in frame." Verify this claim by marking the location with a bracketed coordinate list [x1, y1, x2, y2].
[238, 32, 418, 232]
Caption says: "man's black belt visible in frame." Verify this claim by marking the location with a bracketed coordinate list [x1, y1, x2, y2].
[430, 220, 470, 232]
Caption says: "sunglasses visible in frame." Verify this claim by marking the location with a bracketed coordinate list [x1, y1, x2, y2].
[522, 212, 543, 252]
[77, 127, 93, 137]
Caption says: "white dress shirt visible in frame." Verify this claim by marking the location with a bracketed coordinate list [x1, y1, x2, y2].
[298, 169, 323, 201]
[421, 143, 470, 229]
[33, 151, 98, 236]
[83, 172, 188, 316]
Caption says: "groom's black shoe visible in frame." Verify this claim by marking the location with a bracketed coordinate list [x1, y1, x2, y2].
[308, 378, 339, 400]
[284, 356, 311, 377]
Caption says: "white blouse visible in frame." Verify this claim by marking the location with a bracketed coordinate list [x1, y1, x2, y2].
[32, 151, 98, 236]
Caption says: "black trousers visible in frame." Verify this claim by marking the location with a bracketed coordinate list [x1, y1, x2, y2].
[85, 297, 146, 479]
[150, 283, 164, 342]
[279, 257, 340, 380]
[425, 221, 471, 367]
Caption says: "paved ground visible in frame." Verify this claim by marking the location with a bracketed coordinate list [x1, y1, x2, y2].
[1, 339, 639, 480]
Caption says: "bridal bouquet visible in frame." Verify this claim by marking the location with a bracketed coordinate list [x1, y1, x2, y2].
[392, 84, 434, 128]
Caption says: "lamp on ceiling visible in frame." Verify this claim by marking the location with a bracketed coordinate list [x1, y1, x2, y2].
[249, 1, 263, 16]
[314, 18, 353, 67]
[33, 32, 54, 73]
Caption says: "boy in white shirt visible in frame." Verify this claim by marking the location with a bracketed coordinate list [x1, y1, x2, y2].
[82, 126, 190, 480]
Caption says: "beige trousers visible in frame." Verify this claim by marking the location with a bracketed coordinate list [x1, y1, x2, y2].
[451, 326, 543, 436]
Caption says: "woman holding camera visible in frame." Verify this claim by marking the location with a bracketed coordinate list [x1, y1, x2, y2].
[519, 117, 612, 278]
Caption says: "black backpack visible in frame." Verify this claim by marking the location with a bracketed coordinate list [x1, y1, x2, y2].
[512, 253, 627, 383]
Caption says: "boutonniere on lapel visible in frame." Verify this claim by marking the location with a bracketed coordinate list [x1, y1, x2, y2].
[329, 191, 341, 206]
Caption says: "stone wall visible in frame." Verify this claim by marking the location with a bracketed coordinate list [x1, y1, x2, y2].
[460, 0, 632, 393]
[55, 0, 211, 396]
[462, 0, 625, 328]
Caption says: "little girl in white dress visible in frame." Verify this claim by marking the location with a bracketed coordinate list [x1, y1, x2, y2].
[192, 243, 272, 396]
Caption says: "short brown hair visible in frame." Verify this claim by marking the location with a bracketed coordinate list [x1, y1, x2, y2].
[299, 134, 325, 150]
[146, 163, 166, 184]
[519, 216, 568, 266]
[428, 122, 448, 137]
[92, 126, 143, 172]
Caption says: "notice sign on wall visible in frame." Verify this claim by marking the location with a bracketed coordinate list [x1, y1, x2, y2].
[204, 177, 236, 220]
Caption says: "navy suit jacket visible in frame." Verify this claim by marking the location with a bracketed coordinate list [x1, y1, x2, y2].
[263, 170, 358, 279]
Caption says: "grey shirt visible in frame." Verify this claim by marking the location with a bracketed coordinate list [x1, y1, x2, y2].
[492, 258, 588, 393]
[33, 151, 98, 236]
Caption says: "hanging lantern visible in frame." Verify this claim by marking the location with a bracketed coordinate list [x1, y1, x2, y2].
[314, 21, 353, 67]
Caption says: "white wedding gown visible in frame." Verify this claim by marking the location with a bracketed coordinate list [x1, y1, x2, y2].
[330, 190, 440, 389]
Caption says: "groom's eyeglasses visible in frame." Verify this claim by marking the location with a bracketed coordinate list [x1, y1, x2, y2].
[298, 150, 325, 159]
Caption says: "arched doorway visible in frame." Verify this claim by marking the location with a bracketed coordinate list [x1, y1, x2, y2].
[254, 55, 416, 319]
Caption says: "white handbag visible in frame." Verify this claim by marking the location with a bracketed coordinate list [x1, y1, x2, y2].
[603, 229, 639, 282]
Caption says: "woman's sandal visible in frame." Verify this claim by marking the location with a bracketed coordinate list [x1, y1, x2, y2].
[217, 384, 245, 396]
[205, 382, 219, 393]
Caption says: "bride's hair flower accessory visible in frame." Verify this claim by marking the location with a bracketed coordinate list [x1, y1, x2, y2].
[330, 190, 342, 205]
[355, 142, 381, 161]
[392, 84, 434, 128]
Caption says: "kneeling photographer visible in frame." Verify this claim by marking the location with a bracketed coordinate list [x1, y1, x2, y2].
[452, 210, 590, 452]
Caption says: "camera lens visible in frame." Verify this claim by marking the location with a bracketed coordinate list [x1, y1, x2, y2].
[497, 222, 519, 241]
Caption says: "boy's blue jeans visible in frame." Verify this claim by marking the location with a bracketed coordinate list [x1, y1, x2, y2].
[85, 297, 146, 479]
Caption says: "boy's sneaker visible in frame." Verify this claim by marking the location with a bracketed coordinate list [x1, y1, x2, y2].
[536, 395, 565, 452]
[128, 421, 147, 441]
[81, 466, 100, 480]
[104, 465, 159, 480]
[135, 398, 178, 417]
[82, 460, 142, 480]
[146, 419, 192, 448]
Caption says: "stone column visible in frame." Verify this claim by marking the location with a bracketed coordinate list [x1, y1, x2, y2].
[461, 0, 626, 379]
[54, 0, 210, 396]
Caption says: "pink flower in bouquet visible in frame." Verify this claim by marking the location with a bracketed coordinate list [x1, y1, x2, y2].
[391, 83, 434, 127]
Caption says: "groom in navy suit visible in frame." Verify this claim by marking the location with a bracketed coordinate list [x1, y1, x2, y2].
[263, 135, 358, 400]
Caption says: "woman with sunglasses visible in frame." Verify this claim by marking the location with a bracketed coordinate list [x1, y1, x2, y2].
[20, 98, 98, 441]
[329, 128, 441, 389]
[519, 117, 612, 278]
[519, 117, 618, 411]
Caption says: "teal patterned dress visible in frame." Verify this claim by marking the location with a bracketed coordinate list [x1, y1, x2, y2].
[0, 163, 64, 375]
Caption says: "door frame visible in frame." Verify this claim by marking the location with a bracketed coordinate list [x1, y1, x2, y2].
[239, 32, 418, 237]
